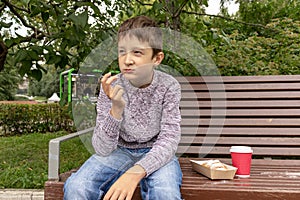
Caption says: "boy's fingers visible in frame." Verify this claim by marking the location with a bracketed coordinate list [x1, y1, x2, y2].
[100, 73, 111, 93]
[117, 192, 127, 200]
[101, 72, 111, 83]
[101, 73, 117, 88]
[111, 85, 124, 100]
[101, 72, 117, 86]
[126, 193, 133, 200]
[114, 88, 124, 101]
[101, 72, 118, 97]
[105, 75, 118, 85]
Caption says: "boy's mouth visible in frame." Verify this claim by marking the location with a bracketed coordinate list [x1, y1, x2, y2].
[123, 69, 134, 73]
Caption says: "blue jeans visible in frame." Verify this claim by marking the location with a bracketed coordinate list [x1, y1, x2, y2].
[64, 147, 182, 200]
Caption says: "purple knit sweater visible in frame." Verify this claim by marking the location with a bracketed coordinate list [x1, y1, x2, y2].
[92, 70, 181, 176]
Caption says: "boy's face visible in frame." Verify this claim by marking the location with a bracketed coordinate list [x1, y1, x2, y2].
[118, 35, 164, 88]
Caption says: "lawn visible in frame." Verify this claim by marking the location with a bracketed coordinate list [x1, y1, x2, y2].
[0, 132, 91, 189]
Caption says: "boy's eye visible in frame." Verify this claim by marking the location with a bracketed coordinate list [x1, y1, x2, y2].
[118, 49, 125, 55]
[133, 50, 143, 55]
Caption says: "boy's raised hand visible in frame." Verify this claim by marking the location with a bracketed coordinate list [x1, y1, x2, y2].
[101, 72, 125, 119]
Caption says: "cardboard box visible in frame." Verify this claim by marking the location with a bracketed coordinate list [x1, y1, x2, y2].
[190, 160, 237, 180]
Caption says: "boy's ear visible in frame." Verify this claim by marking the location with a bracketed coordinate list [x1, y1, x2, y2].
[153, 52, 164, 66]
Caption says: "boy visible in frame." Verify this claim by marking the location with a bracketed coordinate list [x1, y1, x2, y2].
[64, 15, 182, 200]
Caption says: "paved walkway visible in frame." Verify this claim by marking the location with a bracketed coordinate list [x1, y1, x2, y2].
[0, 189, 44, 200]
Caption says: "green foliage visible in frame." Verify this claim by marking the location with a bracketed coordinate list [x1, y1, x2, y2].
[0, 66, 22, 100]
[236, 0, 300, 35]
[0, 132, 91, 189]
[0, 103, 75, 136]
[1, 0, 300, 84]
[119, 0, 294, 76]
[1, 0, 119, 80]
[118, 0, 208, 31]
[238, 0, 300, 23]
[28, 66, 60, 98]
[127, 0, 299, 76]
[0, 48, 23, 100]
[209, 18, 300, 75]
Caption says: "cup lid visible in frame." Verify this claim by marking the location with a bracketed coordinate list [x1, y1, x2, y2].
[230, 146, 253, 153]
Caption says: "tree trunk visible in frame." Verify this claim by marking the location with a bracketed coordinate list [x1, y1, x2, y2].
[0, 40, 8, 71]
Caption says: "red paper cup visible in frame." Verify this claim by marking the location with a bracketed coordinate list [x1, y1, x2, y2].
[230, 146, 253, 178]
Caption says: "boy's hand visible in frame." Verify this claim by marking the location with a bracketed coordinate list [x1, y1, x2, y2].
[101, 72, 125, 119]
[103, 165, 146, 200]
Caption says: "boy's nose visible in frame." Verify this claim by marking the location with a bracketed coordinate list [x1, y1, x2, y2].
[124, 53, 134, 66]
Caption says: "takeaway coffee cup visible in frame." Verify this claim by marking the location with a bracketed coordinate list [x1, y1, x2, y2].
[230, 146, 253, 178]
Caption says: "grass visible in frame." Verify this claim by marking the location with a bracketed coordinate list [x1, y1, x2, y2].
[0, 132, 91, 189]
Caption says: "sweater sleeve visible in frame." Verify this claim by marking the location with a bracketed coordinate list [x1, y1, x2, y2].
[135, 80, 181, 176]
[92, 86, 122, 156]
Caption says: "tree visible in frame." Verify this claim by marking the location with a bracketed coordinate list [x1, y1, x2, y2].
[208, 0, 300, 75]
[1, 0, 299, 82]
[0, 0, 120, 80]
[0, 64, 21, 100]
[27, 66, 61, 98]
[235, 0, 300, 35]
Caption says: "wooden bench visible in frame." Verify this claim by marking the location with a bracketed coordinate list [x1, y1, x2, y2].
[45, 75, 300, 200]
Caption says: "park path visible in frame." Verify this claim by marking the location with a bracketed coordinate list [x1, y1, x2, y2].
[0, 189, 44, 200]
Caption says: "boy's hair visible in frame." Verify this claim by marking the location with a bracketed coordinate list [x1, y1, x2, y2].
[118, 15, 163, 57]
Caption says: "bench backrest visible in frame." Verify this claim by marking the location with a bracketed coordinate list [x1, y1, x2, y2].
[176, 75, 300, 160]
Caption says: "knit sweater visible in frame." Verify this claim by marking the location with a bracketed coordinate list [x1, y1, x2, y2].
[92, 70, 181, 176]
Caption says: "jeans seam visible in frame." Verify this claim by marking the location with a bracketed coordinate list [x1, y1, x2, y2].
[141, 178, 149, 200]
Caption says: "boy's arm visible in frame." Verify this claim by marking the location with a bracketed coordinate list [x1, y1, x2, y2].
[92, 73, 125, 156]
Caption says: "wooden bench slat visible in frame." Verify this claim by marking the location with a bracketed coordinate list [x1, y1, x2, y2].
[180, 100, 300, 108]
[181, 127, 300, 136]
[181, 83, 300, 91]
[181, 91, 300, 99]
[181, 183, 300, 192]
[181, 190, 300, 200]
[178, 158, 300, 166]
[181, 179, 300, 189]
[177, 146, 300, 156]
[221, 75, 300, 83]
[181, 118, 300, 127]
[181, 108, 300, 117]
[181, 183, 300, 191]
[176, 75, 300, 83]
[179, 136, 300, 146]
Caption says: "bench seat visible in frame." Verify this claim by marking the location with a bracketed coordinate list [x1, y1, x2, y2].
[179, 158, 300, 200]
[45, 75, 300, 200]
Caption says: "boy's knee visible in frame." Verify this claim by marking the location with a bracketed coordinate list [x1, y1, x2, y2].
[63, 177, 76, 196]
[143, 184, 182, 200]
[63, 176, 85, 198]
[141, 173, 182, 199]
[63, 175, 103, 199]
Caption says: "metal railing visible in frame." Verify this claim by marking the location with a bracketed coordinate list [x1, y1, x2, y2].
[48, 127, 95, 181]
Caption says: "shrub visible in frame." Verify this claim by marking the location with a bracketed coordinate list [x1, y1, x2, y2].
[0, 103, 75, 136]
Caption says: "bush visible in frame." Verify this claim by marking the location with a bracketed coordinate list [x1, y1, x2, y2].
[0, 103, 75, 136]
